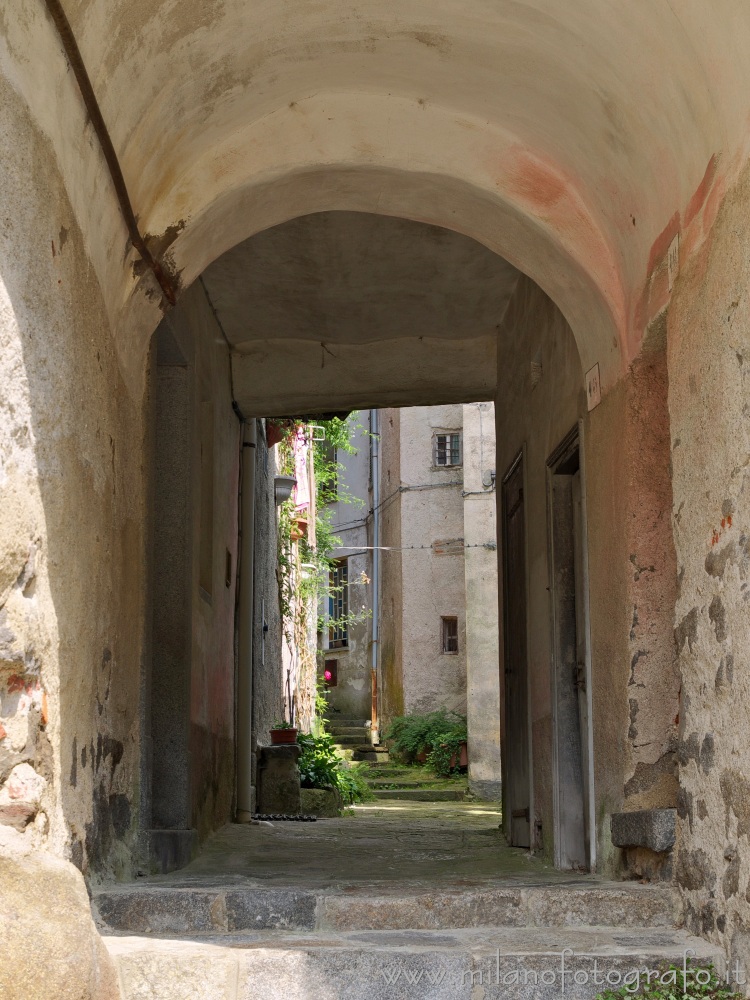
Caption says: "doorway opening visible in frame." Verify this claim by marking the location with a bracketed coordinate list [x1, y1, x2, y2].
[501, 451, 531, 849]
[547, 426, 594, 871]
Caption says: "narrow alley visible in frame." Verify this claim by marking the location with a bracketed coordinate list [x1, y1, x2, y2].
[3, 3, 750, 999]
[99, 801, 713, 999]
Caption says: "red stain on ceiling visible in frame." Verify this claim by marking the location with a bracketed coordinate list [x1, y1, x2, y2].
[684, 155, 718, 229]
[646, 211, 680, 279]
[505, 149, 568, 211]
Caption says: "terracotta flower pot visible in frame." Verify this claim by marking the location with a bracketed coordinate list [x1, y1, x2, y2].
[270, 727, 298, 745]
[289, 517, 308, 541]
[449, 741, 469, 770]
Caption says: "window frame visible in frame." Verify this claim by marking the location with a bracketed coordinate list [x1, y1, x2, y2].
[441, 615, 459, 654]
[328, 558, 349, 649]
[433, 431, 462, 469]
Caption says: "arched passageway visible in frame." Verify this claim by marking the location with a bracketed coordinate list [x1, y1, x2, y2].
[2, 4, 750, 995]
[142, 209, 677, 880]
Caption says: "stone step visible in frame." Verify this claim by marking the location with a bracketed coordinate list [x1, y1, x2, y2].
[333, 736, 372, 747]
[94, 882, 680, 935]
[325, 718, 370, 727]
[329, 726, 371, 738]
[371, 787, 466, 801]
[351, 748, 389, 762]
[367, 778, 466, 789]
[105, 926, 718, 1000]
[362, 765, 410, 777]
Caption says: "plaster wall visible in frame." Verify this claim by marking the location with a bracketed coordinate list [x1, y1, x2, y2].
[323, 417, 373, 721]
[167, 286, 240, 843]
[384, 406, 468, 719]
[462, 402, 502, 799]
[585, 326, 680, 874]
[146, 282, 241, 855]
[496, 275, 679, 869]
[0, 72, 146, 882]
[667, 161, 750, 962]
[6, 4, 749, 404]
[495, 277, 582, 857]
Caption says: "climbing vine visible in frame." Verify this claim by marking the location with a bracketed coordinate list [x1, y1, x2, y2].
[274, 415, 371, 729]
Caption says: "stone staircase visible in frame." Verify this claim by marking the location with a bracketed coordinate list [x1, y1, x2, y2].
[363, 760, 468, 801]
[327, 715, 389, 763]
[98, 882, 717, 999]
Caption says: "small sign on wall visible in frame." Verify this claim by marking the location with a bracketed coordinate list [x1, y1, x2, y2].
[667, 234, 680, 292]
[585, 363, 601, 411]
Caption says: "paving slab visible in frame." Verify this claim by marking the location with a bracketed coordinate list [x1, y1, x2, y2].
[105, 927, 721, 1000]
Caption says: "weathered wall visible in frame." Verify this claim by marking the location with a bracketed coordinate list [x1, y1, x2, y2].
[496, 275, 679, 869]
[8, 0, 745, 396]
[382, 406, 468, 719]
[586, 324, 680, 875]
[0, 62, 136, 1000]
[462, 402, 502, 800]
[0, 70, 145, 884]
[147, 285, 240, 851]
[496, 277, 583, 858]
[667, 162, 750, 962]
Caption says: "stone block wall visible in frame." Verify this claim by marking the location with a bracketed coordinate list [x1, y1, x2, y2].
[668, 161, 750, 963]
[0, 70, 146, 881]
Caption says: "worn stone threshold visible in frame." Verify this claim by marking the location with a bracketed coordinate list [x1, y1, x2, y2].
[105, 927, 721, 1000]
[94, 882, 681, 935]
[104, 925, 716, 955]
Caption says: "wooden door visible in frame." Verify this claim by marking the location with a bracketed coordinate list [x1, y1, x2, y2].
[502, 456, 531, 848]
[571, 470, 591, 863]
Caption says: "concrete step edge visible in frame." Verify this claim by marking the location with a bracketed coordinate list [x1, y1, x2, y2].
[93, 883, 682, 935]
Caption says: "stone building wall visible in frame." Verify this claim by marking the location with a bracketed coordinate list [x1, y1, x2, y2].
[0, 64, 136, 998]
[462, 401, 502, 800]
[0, 69, 146, 883]
[378, 406, 468, 721]
[667, 162, 750, 965]
[153, 285, 241, 847]
[495, 275, 679, 869]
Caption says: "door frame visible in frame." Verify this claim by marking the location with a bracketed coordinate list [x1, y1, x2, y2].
[546, 423, 596, 871]
[500, 447, 533, 848]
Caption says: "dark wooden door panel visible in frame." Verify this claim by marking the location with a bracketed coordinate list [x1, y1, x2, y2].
[502, 456, 530, 848]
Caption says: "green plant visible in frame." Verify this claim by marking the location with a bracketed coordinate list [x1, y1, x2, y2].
[297, 731, 341, 789]
[426, 726, 467, 777]
[271, 719, 296, 730]
[384, 709, 467, 766]
[595, 960, 744, 1000]
[296, 733, 373, 804]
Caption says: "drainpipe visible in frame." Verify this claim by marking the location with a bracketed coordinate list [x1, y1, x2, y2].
[237, 419, 256, 822]
[370, 410, 380, 742]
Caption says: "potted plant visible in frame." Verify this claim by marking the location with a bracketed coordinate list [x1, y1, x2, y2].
[274, 474, 297, 505]
[266, 417, 303, 448]
[289, 515, 308, 541]
[270, 720, 298, 745]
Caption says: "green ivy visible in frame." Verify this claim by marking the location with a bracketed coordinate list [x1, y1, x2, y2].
[595, 960, 744, 1000]
[296, 731, 373, 804]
